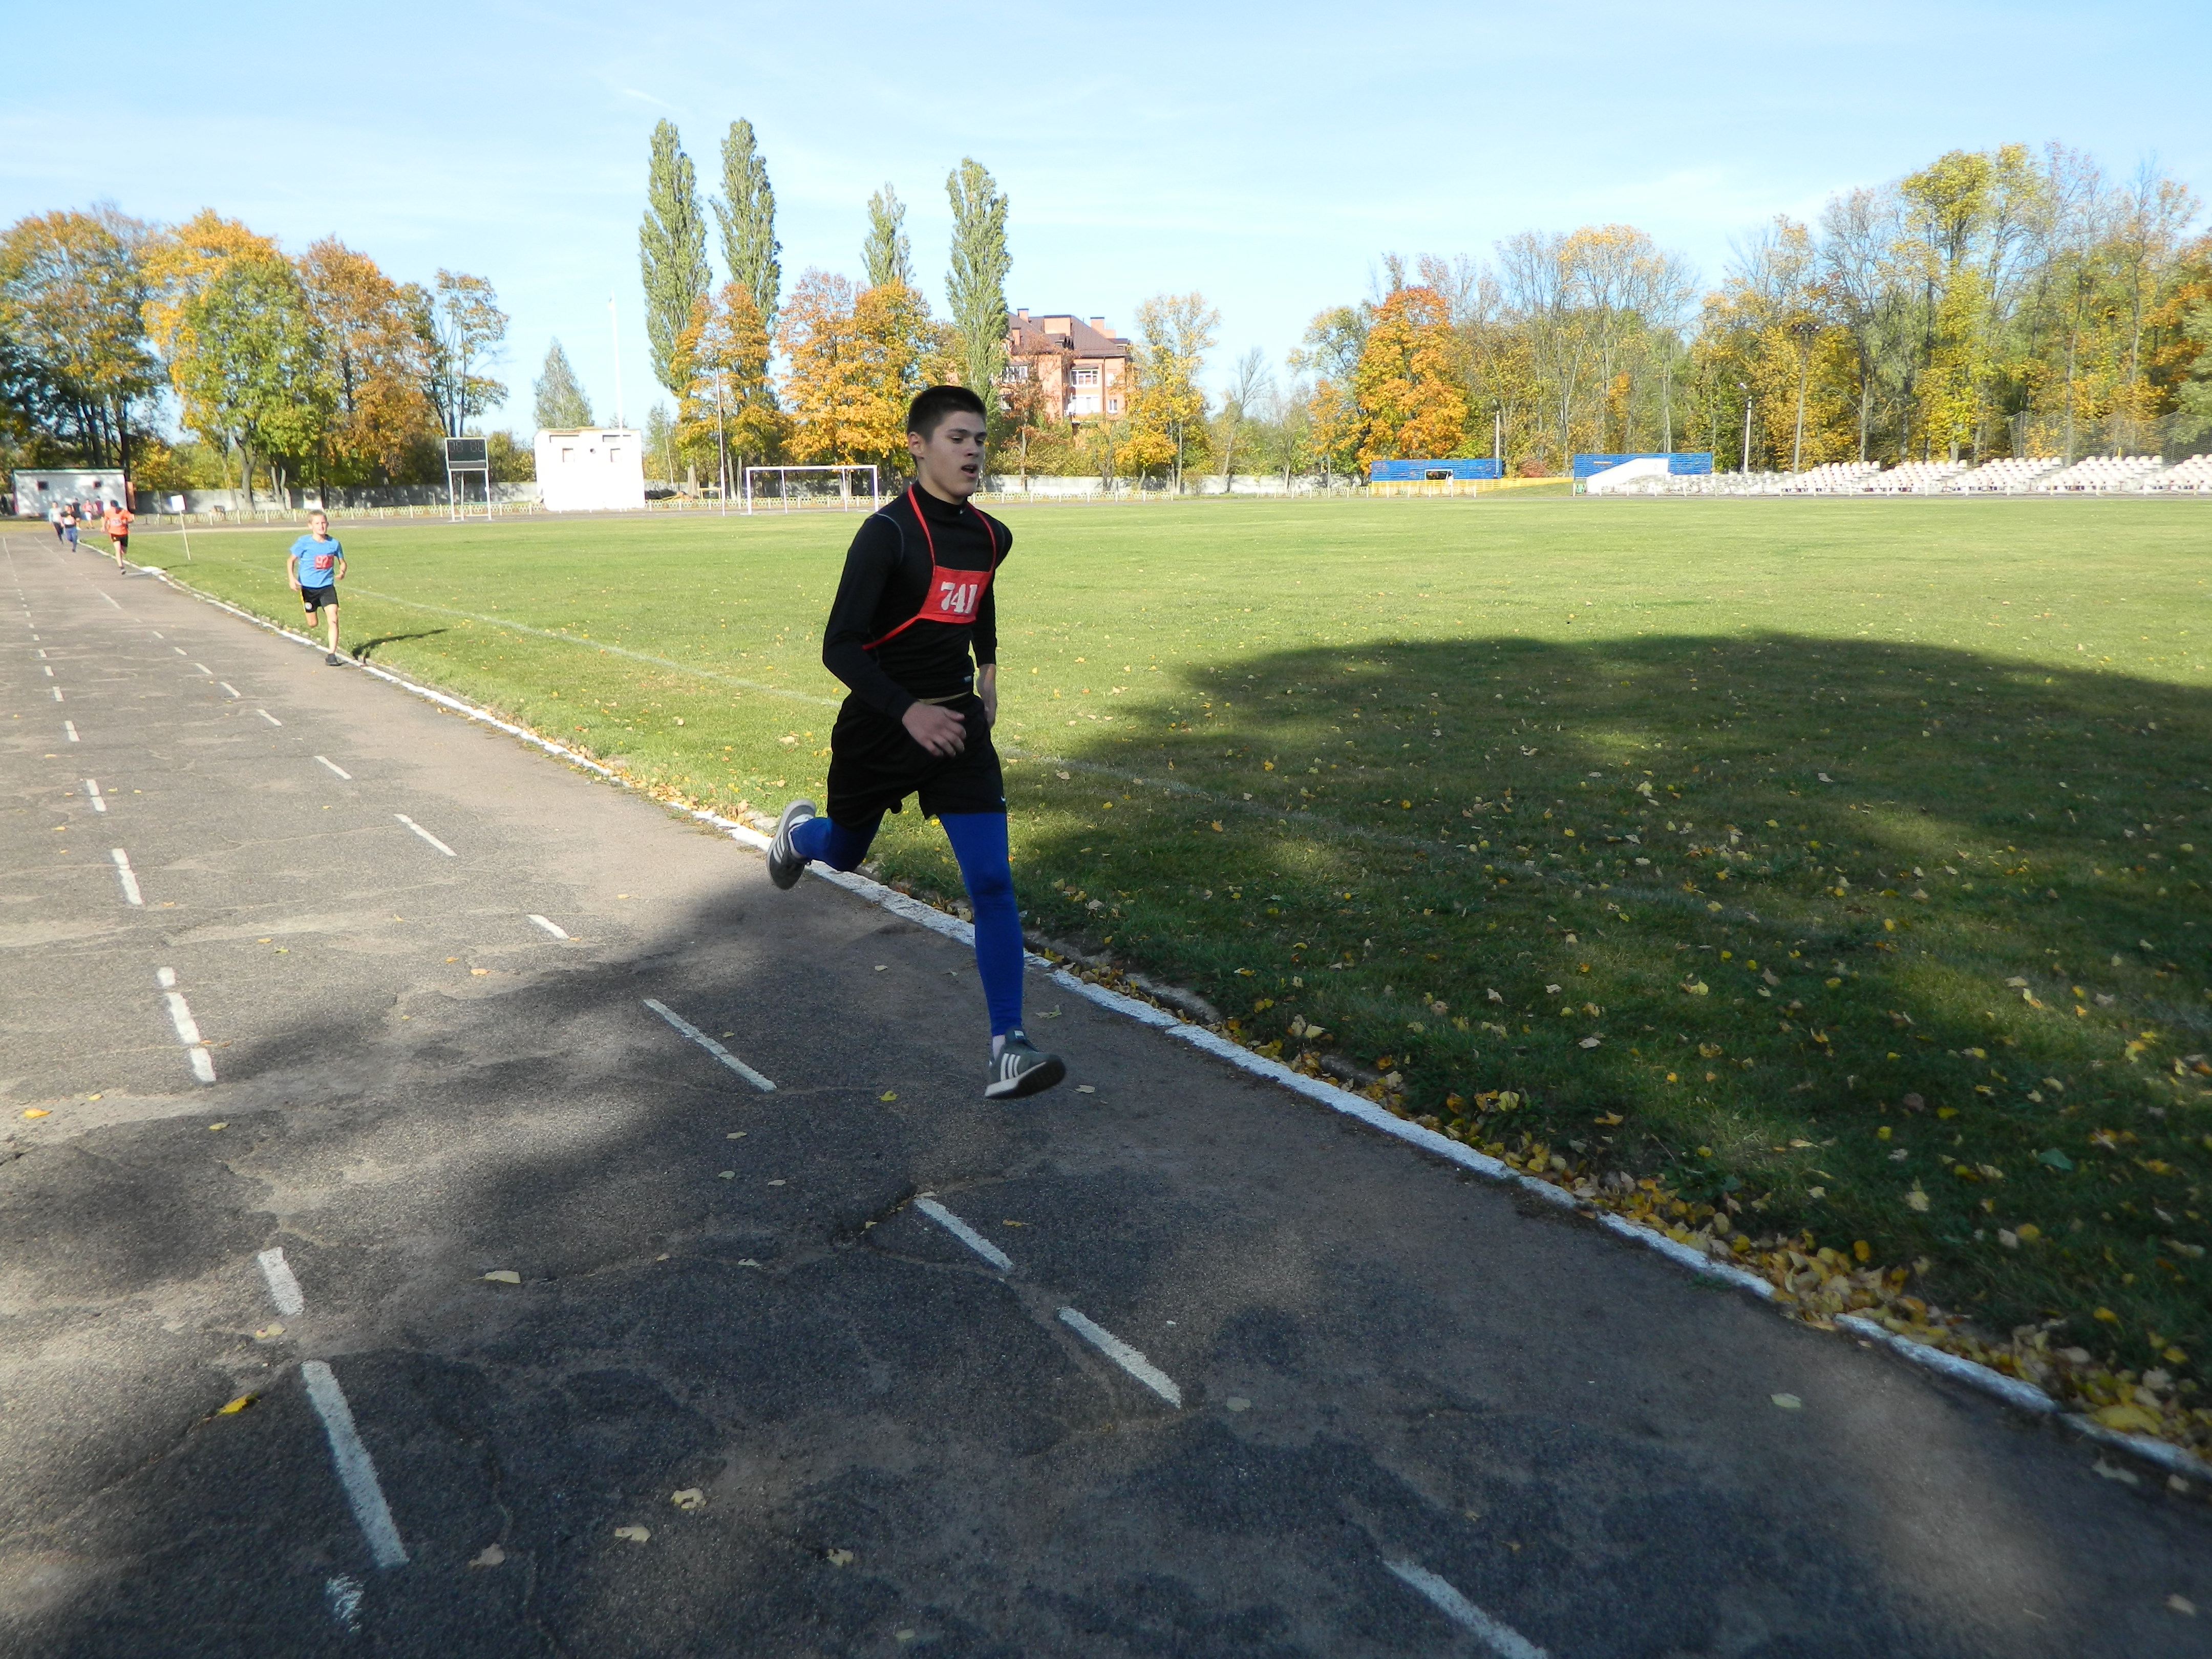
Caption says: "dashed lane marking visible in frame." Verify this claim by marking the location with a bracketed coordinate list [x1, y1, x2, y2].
[257, 1247, 306, 1316]
[63, 720, 77, 741]
[42, 664, 52, 675]
[300, 1362, 409, 1569]
[219, 682, 239, 698]
[95, 589, 120, 609]
[192, 663, 210, 674]
[1382, 1561, 1549, 1658]
[110, 847, 142, 906]
[256, 709, 281, 726]
[84, 778, 105, 813]
[1057, 1308, 1182, 1407]
[158, 973, 217, 1083]
[915, 1198, 1014, 1271]
[526, 913, 570, 939]
[641, 998, 776, 1092]
[393, 814, 456, 857]
[51, 685, 61, 700]
[173, 646, 187, 655]
[315, 755, 352, 779]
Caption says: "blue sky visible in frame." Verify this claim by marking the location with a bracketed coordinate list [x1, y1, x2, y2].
[6, 0, 2206, 429]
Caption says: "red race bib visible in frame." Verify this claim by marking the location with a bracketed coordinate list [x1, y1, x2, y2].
[864, 487, 1001, 649]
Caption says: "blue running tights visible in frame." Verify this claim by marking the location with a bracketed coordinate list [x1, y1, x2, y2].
[788, 810, 1024, 1035]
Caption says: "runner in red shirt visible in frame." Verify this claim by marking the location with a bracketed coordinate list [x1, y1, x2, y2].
[102, 501, 134, 571]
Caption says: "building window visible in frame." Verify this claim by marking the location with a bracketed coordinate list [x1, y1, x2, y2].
[1108, 397, 1120, 414]
[1070, 394, 1101, 416]
[1072, 366, 1100, 388]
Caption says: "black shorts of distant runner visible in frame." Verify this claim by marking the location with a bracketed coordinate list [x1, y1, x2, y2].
[301, 584, 338, 613]
[825, 691, 1005, 825]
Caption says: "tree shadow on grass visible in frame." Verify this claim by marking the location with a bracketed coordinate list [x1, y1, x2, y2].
[888, 630, 2211, 1370]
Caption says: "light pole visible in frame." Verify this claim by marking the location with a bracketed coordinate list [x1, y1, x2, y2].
[1789, 318, 1820, 474]
[1738, 381, 1754, 477]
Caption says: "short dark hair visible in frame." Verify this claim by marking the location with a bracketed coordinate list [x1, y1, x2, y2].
[907, 384, 988, 439]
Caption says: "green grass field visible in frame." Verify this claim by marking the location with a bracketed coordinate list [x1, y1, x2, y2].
[126, 497, 2211, 1434]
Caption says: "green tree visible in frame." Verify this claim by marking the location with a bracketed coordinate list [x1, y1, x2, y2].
[533, 337, 594, 429]
[418, 270, 508, 437]
[0, 205, 160, 471]
[640, 119, 712, 398]
[172, 253, 330, 504]
[863, 184, 915, 290]
[712, 118, 781, 338]
[944, 158, 1010, 408]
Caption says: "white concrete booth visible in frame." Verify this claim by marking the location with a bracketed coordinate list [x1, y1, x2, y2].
[12, 468, 131, 516]
[534, 429, 644, 513]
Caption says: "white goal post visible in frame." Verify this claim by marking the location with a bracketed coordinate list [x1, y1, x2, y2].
[741, 464, 881, 515]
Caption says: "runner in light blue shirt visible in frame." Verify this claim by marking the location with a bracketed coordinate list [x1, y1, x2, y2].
[285, 511, 348, 664]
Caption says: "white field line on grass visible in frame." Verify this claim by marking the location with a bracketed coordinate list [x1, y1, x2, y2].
[133, 556, 2212, 1480]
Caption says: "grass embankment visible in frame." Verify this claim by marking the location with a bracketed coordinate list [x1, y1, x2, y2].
[129, 498, 2212, 1451]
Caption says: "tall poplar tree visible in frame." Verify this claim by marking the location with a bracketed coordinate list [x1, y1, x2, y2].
[944, 158, 1010, 408]
[640, 120, 711, 398]
[712, 119, 781, 339]
[862, 184, 914, 290]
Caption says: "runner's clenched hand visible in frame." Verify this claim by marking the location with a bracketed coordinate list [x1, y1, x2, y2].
[902, 701, 967, 756]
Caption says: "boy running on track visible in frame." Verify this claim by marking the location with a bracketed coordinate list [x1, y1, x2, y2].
[285, 511, 348, 665]
[48, 502, 65, 542]
[768, 385, 1066, 1101]
[59, 503, 79, 550]
[102, 501, 133, 571]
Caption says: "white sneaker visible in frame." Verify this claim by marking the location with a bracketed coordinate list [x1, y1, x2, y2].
[985, 1030, 1067, 1099]
[768, 799, 816, 890]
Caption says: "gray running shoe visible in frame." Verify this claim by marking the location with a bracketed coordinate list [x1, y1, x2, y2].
[985, 1030, 1067, 1100]
[325, 652, 342, 666]
[768, 798, 816, 890]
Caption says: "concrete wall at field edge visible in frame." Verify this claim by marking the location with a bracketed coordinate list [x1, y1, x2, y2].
[136, 484, 541, 514]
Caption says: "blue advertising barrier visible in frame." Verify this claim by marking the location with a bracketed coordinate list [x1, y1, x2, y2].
[1571, 452, 1713, 478]
[1368, 458, 1503, 482]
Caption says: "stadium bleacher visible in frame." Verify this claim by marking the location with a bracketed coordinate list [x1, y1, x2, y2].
[1867, 461, 1967, 494]
[2144, 455, 2212, 494]
[2033, 455, 2167, 493]
[1778, 461, 1883, 494]
[1949, 457, 2063, 493]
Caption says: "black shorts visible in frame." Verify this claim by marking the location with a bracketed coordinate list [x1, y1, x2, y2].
[113, 534, 128, 551]
[301, 584, 338, 612]
[826, 692, 1005, 825]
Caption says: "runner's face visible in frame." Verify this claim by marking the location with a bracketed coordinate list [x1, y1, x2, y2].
[310, 515, 329, 539]
[908, 413, 986, 501]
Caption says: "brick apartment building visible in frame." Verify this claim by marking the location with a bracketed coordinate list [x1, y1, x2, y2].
[1004, 310, 1132, 426]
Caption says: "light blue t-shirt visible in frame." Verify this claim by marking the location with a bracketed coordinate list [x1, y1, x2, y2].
[291, 534, 343, 587]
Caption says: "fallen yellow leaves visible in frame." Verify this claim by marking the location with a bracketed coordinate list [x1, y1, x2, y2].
[482, 1269, 521, 1285]
[218, 1395, 257, 1415]
[671, 1488, 706, 1512]
[613, 1526, 651, 1544]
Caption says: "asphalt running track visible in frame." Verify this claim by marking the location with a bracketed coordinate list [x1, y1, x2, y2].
[2, 529, 2206, 1659]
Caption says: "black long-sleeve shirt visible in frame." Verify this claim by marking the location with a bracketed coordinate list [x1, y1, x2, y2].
[820, 486, 1007, 720]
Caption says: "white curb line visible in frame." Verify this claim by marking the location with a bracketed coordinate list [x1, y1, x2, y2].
[135, 559, 2212, 1483]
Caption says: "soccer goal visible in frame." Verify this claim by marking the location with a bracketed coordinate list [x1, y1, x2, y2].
[741, 464, 881, 515]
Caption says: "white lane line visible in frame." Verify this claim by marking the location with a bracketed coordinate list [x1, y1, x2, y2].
[314, 755, 352, 779]
[526, 913, 569, 939]
[173, 646, 187, 655]
[1056, 1308, 1182, 1407]
[393, 814, 456, 857]
[151, 631, 162, 639]
[300, 1361, 409, 1569]
[257, 1247, 307, 1316]
[256, 708, 281, 725]
[1382, 1561, 1549, 1658]
[158, 973, 218, 1083]
[95, 589, 120, 609]
[63, 720, 77, 741]
[111, 847, 143, 906]
[641, 998, 777, 1092]
[915, 1198, 1013, 1271]
[42, 664, 52, 675]
[51, 685, 61, 700]
[219, 682, 239, 698]
[192, 662, 210, 674]
[84, 778, 105, 813]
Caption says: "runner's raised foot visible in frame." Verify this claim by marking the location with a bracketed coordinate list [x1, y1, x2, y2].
[985, 1030, 1066, 1100]
[768, 798, 816, 890]
[325, 651, 343, 666]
